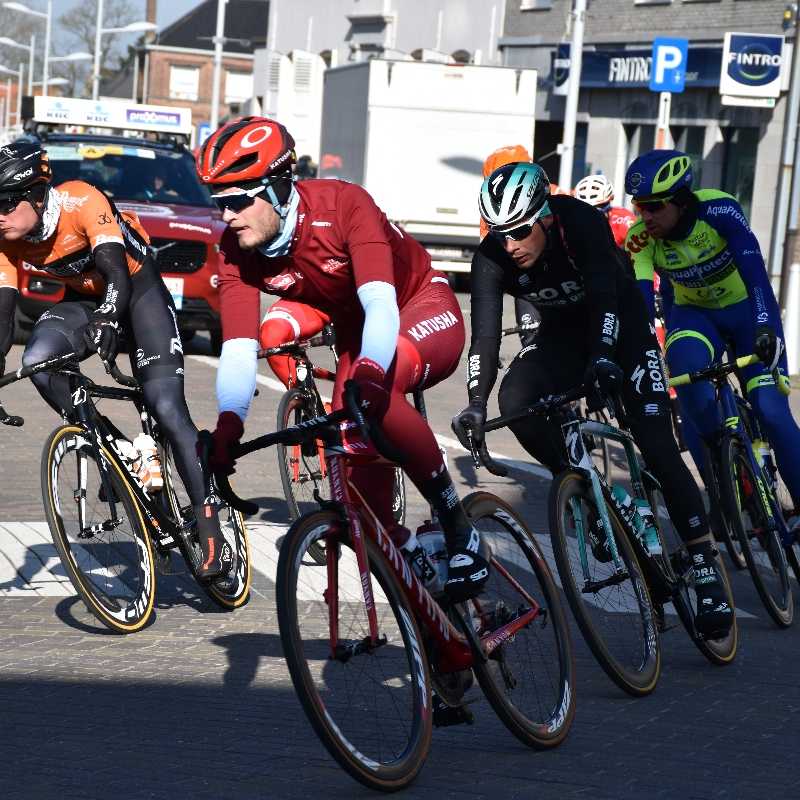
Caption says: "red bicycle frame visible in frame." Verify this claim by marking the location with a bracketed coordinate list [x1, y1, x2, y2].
[321, 443, 543, 674]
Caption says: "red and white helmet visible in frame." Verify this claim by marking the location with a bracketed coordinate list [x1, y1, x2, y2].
[196, 116, 296, 188]
[574, 174, 614, 207]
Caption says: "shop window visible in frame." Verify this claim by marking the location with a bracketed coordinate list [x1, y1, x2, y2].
[224, 71, 254, 105]
[670, 125, 705, 186]
[720, 127, 758, 219]
[169, 65, 199, 102]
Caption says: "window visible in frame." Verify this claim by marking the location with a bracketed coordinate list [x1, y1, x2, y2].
[520, 0, 552, 9]
[168, 65, 199, 102]
[721, 127, 758, 218]
[670, 126, 705, 185]
[224, 71, 253, 104]
[624, 124, 656, 167]
[634, 0, 672, 5]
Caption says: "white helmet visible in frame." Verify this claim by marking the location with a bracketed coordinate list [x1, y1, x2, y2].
[574, 174, 614, 207]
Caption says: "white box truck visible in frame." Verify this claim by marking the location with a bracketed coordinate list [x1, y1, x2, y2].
[318, 59, 537, 275]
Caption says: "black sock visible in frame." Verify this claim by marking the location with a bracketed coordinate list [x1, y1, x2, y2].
[416, 466, 473, 551]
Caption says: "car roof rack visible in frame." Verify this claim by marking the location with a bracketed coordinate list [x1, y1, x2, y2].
[21, 96, 193, 148]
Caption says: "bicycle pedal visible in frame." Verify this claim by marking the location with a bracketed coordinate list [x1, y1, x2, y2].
[432, 696, 475, 728]
[153, 548, 182, 575]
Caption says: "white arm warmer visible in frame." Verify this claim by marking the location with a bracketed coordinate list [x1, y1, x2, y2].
[217, 337, 258, 420]
[357, 280, 400, 372]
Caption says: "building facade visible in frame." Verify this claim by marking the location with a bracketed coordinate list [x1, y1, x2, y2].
[499, 0, 795, 271]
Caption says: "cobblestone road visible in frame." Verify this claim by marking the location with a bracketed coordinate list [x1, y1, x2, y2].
[1, 297, 799, 799]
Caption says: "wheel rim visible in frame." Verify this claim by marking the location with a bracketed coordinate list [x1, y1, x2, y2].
[49, 430, 153, 627]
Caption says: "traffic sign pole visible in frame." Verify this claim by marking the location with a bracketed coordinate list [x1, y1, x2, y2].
[655, 91, 672, 149]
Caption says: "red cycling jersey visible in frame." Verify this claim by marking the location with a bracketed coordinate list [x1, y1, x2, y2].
[218, 178, 465, 530]
[218, 179, 435, 343]
[606, 206, 637, 248]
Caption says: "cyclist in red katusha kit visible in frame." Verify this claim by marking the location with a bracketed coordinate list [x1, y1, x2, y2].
[197, 116, 490, 600]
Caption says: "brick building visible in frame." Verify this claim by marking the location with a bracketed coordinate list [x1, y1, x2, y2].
[129, 0, 269, 132]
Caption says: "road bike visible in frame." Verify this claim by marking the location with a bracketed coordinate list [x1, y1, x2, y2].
[214, 384, 575, 791]
[0, 352, 251, 633]
[262, 325, 406, 525]
[464, 385, 738, 697]
[669, 354, 795, 628]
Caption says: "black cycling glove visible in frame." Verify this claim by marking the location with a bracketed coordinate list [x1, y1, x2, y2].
[754, 325, 783, 373]
[452, 400, 487, 451]
[584, 356, 624, 397]
[84, 316, 120, 363]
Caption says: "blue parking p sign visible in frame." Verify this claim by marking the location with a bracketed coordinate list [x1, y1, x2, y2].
[650, 38, 689, 92]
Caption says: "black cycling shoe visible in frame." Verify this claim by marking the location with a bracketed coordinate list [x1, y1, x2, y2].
[194, 504, 234, 580]
[445, 528, 490, 601]
[691, 548, 733, 639]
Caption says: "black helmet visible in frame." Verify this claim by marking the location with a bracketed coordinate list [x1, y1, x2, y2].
[0, 141, 52, 199]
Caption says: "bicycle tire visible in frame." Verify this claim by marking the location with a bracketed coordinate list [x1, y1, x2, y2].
[277, 389, 330, 521]
[463, 492, 575, 748]
[276, 510, 431, 791]
[42, 424, 156, 633]
[548, 471, 661, 696]
[706, 447, 746, 571]
[720, 437, 793, 628]
[645, 486, 738, 666]
[160, 441, 252, 609]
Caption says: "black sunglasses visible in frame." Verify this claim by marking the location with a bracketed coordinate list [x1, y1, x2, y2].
[491, 222, 535, 242]
[0, 194, 25, 215]
[211, 185, 266, 214]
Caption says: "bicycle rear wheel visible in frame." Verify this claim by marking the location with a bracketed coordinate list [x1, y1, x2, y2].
[276, 511, 431, 791]
[720, 438, 793, 628]
[646, 486, 738, 666]
[277, 389, 330, 519]
[463, 492, 575, 748]
[549, 471, 660, 696]
[42, 425, 156, 633]
[706, 447, 746, 570]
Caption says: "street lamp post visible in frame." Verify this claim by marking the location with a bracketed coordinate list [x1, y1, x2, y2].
[3, 1, 51, 96]
[92, 0, 157, 100]
[0, 35, 35, 95]
[0, 61, 25, 127]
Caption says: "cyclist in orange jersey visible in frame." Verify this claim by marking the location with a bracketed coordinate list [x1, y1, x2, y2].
[0, 142, 232, 579]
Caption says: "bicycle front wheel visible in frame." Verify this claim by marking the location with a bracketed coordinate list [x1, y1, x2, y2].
[463, 492, 575, 748]
[720, 438, 793, 628]
[276, 511, 431, 791]
[549, 471, 660, 696]
[42, 425, 156, 633]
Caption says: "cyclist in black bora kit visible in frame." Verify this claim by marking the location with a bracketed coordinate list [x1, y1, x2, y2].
[453, 161, 732, 639]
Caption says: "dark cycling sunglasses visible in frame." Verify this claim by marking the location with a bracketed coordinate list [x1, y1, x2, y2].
[491, 222, 535, 242]
[632, 198, 671, 212]
[0, 194, 25, 215]
[211, 184, 266, 214]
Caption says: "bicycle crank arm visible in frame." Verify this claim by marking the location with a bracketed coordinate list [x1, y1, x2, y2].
[332, 634, 388, 663]
[582, 571, 631, 593]
[78, 518, 123, 538]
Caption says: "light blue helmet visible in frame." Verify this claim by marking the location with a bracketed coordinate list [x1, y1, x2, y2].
[479, 162, 551, 232]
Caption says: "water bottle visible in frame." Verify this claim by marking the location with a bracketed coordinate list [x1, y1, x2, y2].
[405, 521, 448, 595]
[751, 439, 770, 471]
[132, 433, 163, 493]
[633, 497, 662, 556]
[610, 484, 637, 528]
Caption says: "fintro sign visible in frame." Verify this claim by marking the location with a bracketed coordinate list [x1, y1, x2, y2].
[720, 32, 785, 98]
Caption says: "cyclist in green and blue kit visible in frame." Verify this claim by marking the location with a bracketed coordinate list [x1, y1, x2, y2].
[624, 149, 800, 518]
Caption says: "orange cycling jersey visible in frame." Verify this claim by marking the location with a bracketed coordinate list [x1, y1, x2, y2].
[0, 180, 150, 295]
